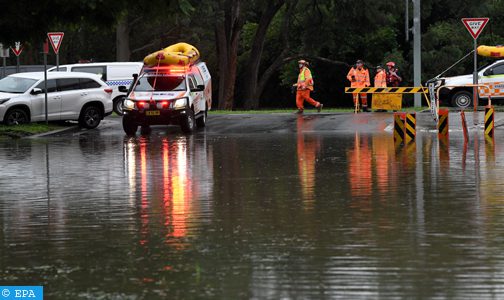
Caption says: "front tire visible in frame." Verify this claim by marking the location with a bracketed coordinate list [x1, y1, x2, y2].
[113, 96, 125, 115]
[180, 109, 195, 134]
[451, 90, 473, 109]
[196, 109, 207, 128]
[4, 108, 29, 125]
[79, 105, 102, 129]
[122, 116, 138, 135]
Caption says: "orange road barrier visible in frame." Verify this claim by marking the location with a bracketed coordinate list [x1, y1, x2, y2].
[438, 109, 449, 139]
[485, 105, 495, 138]
[393, 112, 406, 144]
[460, 110, 469, 144]
[405, 112, 416, 143]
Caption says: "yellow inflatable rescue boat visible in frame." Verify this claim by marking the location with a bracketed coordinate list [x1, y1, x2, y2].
[144, 42, 200, 67]
[477, 45, 504, 58]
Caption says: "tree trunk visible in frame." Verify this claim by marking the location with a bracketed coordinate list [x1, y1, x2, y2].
[215, 0, 243, 110]
[116, 12, 130, 62]
[243, 1, 285, 110]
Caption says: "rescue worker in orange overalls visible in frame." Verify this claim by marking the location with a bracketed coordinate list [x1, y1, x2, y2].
[373, 65, 388, 112]
[294, 59, 323, 114]
[374, 65, 387, 87]
[347, 60, 371, 112]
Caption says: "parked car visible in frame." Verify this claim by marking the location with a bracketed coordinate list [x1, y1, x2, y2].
[433, 59, 504, 108]
[0, 72, 113, 128]
[48, 62, 143, 115]
[121, 62, 212, 135]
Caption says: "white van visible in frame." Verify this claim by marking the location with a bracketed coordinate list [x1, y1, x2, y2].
[48, 62, 143, 114]
[121, 62, 212, 135]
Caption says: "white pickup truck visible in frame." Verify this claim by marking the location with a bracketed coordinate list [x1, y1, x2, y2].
[433, 59, 504, 108]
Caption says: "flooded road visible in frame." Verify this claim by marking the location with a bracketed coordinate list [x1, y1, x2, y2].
[1, 113, 504, 299]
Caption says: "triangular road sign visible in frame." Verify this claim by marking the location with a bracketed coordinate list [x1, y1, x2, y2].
[462, 18, 489, 39]
[10, 42, 23, 56]
[47, 32, 65, 54]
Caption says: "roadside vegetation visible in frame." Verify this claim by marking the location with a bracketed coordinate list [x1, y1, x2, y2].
[0, 122, 70, 138]
[3, 1, 504, 110]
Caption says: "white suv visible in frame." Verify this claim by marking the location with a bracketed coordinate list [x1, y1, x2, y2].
[0, 72, 112, 128]
[48, 62, 143, 115]
[122, 62, 212, 134]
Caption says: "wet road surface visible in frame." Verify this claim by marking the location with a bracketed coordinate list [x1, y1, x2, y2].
[1, 112, 504, 299]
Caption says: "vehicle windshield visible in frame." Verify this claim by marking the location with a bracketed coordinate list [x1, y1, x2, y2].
[0, 76, 37, 93]
[133, 73, 187, 92]
[478, 62, 493, 72]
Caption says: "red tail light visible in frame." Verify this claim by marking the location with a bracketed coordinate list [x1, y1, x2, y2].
[104, 88, 113, 94]
[161, 101, 169, 107]
[137, 101, 146, 109]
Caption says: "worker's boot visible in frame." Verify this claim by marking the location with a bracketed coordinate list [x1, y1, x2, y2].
[317, 104, 323, 113]
[296, 109, 304, 114]
[362, 105, 370, 112]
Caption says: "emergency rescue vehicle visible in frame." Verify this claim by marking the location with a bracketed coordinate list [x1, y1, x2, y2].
[435, 59, 504, 108]
[120, 62, 211, 134]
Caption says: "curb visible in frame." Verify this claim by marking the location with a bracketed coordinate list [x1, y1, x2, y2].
[26, 125, 79, 139]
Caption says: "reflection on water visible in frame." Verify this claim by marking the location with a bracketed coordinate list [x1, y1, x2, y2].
[1, 125, 504, 298]
[296, 115, 321, 206]
[123, 135, 213, 248]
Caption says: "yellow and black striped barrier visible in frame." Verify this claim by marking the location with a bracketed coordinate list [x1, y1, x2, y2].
[394, 113, 406, 144]
[485, 106, 495, 138]
[405, 112, 416, 143]
[345, 87, 428, 94]
[438, 109, 449, 139]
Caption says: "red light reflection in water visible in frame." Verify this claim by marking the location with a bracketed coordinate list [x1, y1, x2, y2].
[128, 137, 193, 248]
[140, 139, 149, 246]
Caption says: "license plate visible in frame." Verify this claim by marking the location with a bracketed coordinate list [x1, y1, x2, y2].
[146, 110, 160, 116]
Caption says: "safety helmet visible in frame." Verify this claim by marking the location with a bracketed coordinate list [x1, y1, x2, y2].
[298, 59, 309, 66]
[376, 65, 383, 70]
[386, 61, 396, 67]
[356, 59, 364, 65]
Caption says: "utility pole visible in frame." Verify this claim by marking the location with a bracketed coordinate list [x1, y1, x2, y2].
[413, 0, 421, 107]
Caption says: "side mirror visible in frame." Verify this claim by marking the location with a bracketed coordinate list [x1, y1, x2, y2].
[192, 84, 205, 92]
[484, 68, 494, 76]
[118, 86, 128, 93]
[31, 88, 43, 95]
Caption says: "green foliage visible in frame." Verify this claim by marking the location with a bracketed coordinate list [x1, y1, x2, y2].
[4, 0, 504, 108]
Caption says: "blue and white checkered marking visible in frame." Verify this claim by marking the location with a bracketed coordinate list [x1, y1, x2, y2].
[106, 80, 133, 86]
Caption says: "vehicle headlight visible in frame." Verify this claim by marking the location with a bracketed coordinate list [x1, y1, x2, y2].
[0, 98, 10, 105]
[174, 97, 187, 109]
[124, 99, 135, 109]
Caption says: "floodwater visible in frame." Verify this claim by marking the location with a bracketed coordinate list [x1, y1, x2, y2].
[1, 114, 504, 299]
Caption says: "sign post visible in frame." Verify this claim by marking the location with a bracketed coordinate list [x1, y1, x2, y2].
[11, 42, 24, 73]
[43, 39, 49, 124]
[47, 32, 64, 71]
[0, 43, 9, 78]
[461, 18, 489, 112]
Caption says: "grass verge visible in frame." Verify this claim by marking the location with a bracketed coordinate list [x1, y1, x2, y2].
[0, 122, 70, 139]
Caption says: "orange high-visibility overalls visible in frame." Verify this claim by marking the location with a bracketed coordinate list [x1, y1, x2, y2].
[347, 67, 370, 106]
[374, 70, 387, 87]
[296, 67, 321, 111]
